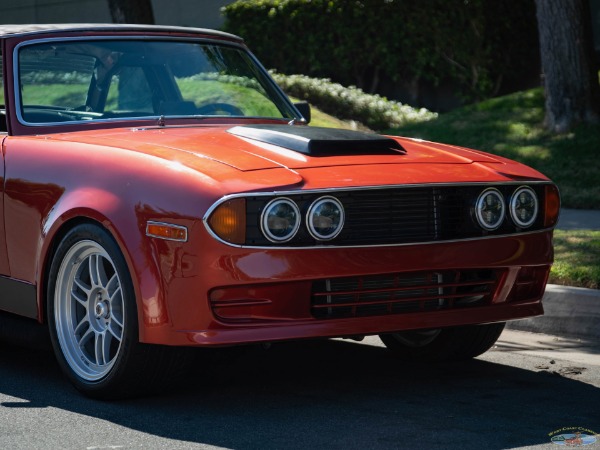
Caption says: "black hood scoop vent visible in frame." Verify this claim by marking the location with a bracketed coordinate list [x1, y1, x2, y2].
[228, 124, 406, 156]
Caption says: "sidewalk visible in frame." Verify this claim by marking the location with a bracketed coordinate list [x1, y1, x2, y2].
[505, 208, 600, 339]
[557, 208, 600, 230]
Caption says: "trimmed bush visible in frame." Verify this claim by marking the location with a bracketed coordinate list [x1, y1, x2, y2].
[271, 72, 437, 130]
[223, 0, 539, 102]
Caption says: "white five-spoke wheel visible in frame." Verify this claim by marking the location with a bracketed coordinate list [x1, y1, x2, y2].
[54, 240, 125, 381]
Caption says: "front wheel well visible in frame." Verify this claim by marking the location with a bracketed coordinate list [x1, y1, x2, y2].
[40, 217, 112, 324]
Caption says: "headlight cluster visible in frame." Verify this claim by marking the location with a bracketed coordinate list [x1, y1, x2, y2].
[475, 186, 539, 230]
[207, 195, 346, 246]
[206, 183, 557, 247]
[261, 196, 345, 243]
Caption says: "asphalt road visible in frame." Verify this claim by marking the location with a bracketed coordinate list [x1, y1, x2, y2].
[1, 330, 599, 450]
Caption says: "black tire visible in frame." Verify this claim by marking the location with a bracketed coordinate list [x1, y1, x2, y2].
[47, 223, 188, 399]
[379, 322, 506, 362]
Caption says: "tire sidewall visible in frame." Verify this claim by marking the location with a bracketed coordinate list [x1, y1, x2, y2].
[381, 322, 506, 362]
[47, 223, 139, 395]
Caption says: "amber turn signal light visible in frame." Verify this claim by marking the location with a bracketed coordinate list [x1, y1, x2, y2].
[146, 221, 188, 242]
[207, 198, 246, 245]
[544, 184, 560, 228]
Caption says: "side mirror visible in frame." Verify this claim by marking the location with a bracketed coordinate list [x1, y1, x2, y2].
[293, 101, 311, 124]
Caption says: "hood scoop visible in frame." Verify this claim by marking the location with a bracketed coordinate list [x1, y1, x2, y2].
[228, 124, 406, 156]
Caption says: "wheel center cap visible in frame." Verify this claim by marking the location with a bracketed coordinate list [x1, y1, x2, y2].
[95, 301, 109, 319]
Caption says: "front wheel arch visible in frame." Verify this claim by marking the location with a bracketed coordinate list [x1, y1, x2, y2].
[40, 214, 147, 328]
[41, 218, 127, 323]
[45, 222, 192, 399]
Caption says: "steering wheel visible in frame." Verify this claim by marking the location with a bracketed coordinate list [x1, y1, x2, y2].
[196, 102, 244, 116]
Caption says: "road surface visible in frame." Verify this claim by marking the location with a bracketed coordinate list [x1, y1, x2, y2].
[1, 329, 599, 449]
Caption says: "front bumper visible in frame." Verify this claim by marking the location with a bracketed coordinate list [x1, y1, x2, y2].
[139, 229, 553, 346]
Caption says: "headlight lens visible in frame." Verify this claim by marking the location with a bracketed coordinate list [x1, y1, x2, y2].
[307, 196, 345, 241]
[475, 188, 505, 230]
[510, 186, 538, 228]
[261, 198, 300, 242]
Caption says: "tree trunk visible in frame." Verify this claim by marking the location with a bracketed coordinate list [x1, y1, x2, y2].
[108, 0, 155, 24]
[535, 0, 600, 132]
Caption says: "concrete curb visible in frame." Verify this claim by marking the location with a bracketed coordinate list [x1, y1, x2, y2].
[506, 284, 600, 339]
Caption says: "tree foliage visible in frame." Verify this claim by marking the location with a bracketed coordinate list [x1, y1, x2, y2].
[223, 0, 539, 101]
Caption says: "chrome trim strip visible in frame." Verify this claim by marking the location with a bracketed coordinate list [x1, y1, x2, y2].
[205, 226, 554, 250]
[202, 181, 555, 249]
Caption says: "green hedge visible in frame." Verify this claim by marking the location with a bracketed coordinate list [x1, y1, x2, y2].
[223, 0, 539, 102]
[272, 72, 437, 130]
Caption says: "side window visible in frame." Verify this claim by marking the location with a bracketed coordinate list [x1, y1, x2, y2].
[19, 50, 95, 109]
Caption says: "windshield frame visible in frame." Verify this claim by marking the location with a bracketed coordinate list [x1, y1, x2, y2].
[12, 36, 302, 129]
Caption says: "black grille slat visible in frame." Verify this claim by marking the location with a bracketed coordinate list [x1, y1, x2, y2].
[311, 270, 499, 319]
[325, 188, 434, 245]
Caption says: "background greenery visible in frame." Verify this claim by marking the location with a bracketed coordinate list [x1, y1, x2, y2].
[273, 72, 437, 129]
[223, 0, 539, 102]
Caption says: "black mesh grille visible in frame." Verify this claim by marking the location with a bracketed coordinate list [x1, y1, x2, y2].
[311, 270, 500, 319]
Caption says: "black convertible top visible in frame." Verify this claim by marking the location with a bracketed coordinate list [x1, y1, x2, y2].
[0, 23, 241, 41]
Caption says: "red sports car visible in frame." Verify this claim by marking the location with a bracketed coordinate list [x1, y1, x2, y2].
[0, 24, 559, 398]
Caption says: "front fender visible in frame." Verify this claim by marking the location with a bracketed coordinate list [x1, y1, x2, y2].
[3, 136, 218, 339]
[38, 187, 184, 341]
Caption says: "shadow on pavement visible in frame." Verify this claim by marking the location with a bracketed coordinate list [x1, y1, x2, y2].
[0, 337, 598, 449]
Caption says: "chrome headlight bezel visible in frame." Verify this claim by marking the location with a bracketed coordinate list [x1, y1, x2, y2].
[260, 197, 301, 243]
[306, 196, 345, 241]
[475, 188, 506, 231]
[510, 186, 538, 228]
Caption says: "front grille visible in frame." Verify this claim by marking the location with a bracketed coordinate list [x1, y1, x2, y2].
[243, 184, 548, 247]
[311, 270, 500, 319]
[341, 188, 437, 244]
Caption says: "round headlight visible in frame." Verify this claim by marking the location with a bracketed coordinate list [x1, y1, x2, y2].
[475, 188, 505, 230]
[510, 186, 538, 228]
[306, 196, 345, 241]
[260, 198, 300, 243]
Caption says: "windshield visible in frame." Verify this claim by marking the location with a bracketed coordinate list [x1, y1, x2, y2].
[17, 39, 296, 124]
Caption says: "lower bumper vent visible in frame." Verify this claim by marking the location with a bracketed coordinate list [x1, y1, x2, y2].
[311, 270, 499, 320]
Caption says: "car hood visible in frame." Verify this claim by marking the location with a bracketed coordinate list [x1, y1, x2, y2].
[48, 125, 503, 172]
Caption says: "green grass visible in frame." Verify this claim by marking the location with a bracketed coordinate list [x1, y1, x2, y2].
[550, 230, 600, 289]
[388, 88, 600, 210]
